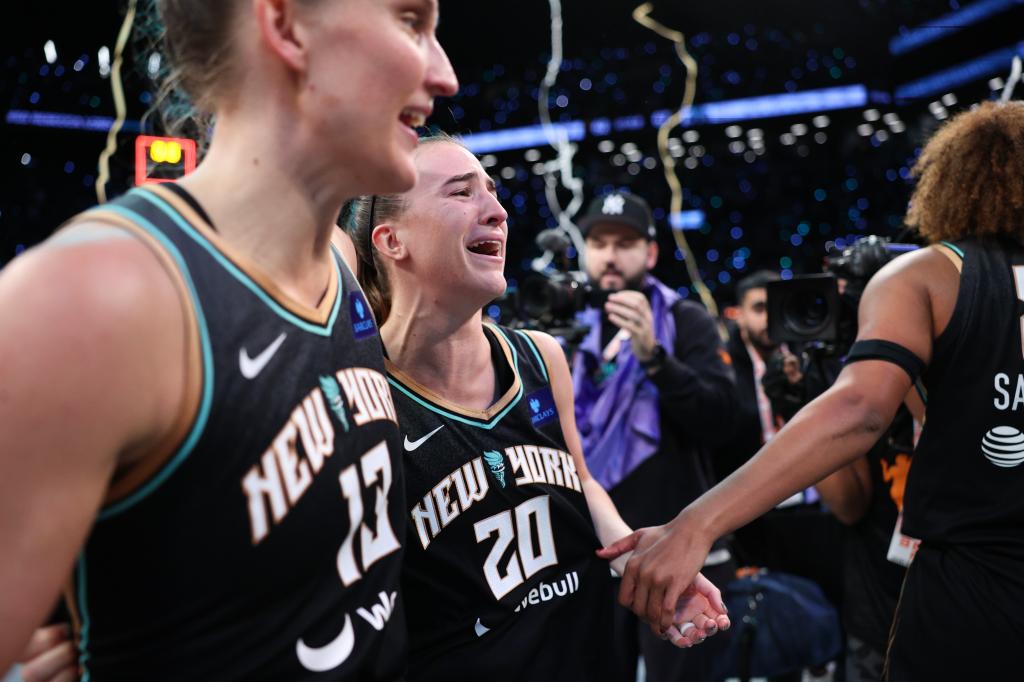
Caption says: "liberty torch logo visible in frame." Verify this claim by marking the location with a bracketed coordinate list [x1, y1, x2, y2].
[483, 450, 507, 488]
[319, 375, 350, 432]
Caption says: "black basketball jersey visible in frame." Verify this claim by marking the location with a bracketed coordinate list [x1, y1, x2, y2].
[65, 185, 407, 680]
[903, 237, 1024, 559]
[389, 325, 616, 681]
[888, 237, 1024, 678]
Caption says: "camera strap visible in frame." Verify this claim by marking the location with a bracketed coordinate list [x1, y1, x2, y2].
[845, 339, 925, 381]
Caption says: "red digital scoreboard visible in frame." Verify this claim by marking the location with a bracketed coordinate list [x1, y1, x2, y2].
[134, 135, 197, 186]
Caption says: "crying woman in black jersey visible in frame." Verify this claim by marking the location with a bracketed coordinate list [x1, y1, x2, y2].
[342, 134, 730, 680]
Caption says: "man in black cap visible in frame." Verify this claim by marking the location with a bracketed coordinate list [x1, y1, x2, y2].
[572, 191, 737, 682]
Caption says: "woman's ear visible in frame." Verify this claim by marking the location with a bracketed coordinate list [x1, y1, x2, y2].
[371, 224, 408, 262]
[254, 0, 308, 73]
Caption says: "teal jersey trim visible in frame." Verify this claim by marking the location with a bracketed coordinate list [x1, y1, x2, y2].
[915, 378, 928, 405]
[940, 240, 965, 259]
[515, 329, 549, 383]
[134, 189, 343, 336]
[75, 554, 92, 682]
[94, 203, 215, 521]
[388, 327, 524, 430]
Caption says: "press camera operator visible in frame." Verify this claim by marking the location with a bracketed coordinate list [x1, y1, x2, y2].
[528, 190, 737, 682]
[715, 271, 846, 622]
[757, 237, 921, 682]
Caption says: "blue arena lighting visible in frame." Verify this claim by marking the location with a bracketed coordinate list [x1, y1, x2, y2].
[460, 121, 586, 154]
[6, 109, 143, 133]
[669, 210, 707, 231]
[650, 109, 672, 126]
[682, 85, 868, 125]
[895, 42, 1024, 100]
[889, 0, 1022, 56]
[8, 84, 872, 155]
[589, 118, 612, 136]
[613, 115, 646, 131]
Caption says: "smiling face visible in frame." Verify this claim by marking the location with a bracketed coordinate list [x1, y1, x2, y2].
[297, 0, 458, 193]
[383, 141, 509, 307]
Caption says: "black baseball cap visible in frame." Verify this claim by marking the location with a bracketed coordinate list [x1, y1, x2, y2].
[578, 191, 657, 241]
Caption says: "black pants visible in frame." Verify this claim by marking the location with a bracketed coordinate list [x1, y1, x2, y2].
[609, 562, 736, 682]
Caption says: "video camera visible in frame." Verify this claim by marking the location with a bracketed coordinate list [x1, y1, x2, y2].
[765, 236, 918, 351]
[515, 229, 609, 345]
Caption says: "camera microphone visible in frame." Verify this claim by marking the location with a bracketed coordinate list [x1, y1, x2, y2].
[535, 229, 572, 254]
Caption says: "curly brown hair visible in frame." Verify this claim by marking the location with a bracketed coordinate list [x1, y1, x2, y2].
[907, 101, 1024, 243]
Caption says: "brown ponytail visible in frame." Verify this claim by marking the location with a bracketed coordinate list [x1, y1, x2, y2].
[344, 194, 406, 325]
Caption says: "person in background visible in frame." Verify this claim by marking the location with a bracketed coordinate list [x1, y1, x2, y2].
[716, 270, 845, 617]
[602, 100, 1024, 681]
[572, 191, 737, 682]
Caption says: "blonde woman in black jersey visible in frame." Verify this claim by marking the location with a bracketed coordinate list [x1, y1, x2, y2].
[4, 0, 456, 679]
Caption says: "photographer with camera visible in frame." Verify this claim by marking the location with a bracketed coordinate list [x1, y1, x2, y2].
[716, 271, 846, 623]
[569, 191, 737, 682]
[757, 253, 919, 682]
[601, 101, 1024, 680]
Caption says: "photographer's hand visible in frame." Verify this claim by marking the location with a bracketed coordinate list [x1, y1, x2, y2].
[605, 291, 657, 362]
[782, 351, 804, 384]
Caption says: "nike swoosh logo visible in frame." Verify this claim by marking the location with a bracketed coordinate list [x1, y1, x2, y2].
[239, 332, 287, 379]
[474, 618, 490, 637]
[404, 425, 445, 452]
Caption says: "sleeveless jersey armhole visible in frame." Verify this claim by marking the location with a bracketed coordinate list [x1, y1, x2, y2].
[935, 241, 965, 273]
[516, 328, 551, 384]
[61, 213, 205, 510]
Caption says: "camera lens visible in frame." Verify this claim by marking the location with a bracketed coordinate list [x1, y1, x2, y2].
[520, 278, 558, 319]
[783, 290, 831, 336]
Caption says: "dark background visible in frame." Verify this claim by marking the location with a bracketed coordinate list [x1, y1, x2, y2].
[2, 1, 1020, 314]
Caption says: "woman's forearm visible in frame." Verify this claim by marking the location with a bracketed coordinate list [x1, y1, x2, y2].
[581, 478, 633, 574]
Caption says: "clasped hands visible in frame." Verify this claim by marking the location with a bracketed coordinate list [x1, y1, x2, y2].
[598, 517, 729, 648]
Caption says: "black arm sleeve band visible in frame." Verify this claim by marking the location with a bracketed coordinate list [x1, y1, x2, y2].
[844, 339, 925, 381]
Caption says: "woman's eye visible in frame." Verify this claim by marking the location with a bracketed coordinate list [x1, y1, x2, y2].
[400, 11, 426, 32]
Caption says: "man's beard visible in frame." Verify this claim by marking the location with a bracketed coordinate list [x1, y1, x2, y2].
[599, 269, 646, 292]
[749, 330, 777, 354]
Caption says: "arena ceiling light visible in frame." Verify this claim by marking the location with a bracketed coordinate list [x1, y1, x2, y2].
[889, 0, 1020, 56]
[669, 210, 706, 231]
[43, 40, 57, 65]
[895, 42, 1024, 100]
[98, 45, 111, 78]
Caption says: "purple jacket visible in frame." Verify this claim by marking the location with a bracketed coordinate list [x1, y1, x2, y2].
[572, 275, 681, 490]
